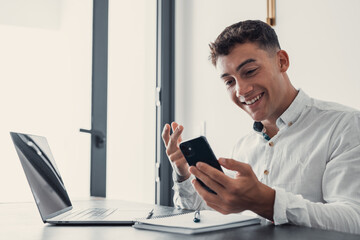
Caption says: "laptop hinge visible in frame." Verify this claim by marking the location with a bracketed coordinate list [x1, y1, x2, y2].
[45, 206, 73, 221]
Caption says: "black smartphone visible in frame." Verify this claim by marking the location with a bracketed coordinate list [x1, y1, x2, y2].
[179, 136, 223, 194]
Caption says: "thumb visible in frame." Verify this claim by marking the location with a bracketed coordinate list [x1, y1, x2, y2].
[218, 158, 251, 176]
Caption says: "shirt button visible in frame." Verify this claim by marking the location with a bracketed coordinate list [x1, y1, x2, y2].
[288, 121, 293, 127]
[269, 141, 274, 147]
[264, 170, 269, 175]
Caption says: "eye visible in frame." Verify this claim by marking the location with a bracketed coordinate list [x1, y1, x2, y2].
[224, 78, 235, 86]
[244, 68, 258, 77]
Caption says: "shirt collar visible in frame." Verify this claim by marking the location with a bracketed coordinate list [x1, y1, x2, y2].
[277, 89, 310, 127]
[253, 89, 310, 135]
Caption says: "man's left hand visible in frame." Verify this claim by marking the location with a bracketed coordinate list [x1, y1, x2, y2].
[189, 158, 275, 220]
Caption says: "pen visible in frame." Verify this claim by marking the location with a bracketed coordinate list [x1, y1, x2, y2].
[193, 210, 200, 223]
[146, 209, 154, 219]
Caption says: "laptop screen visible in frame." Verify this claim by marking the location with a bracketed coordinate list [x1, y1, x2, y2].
[10, 132, 72, 221]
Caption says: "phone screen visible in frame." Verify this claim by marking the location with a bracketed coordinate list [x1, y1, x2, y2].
[179, 136, 223, 194]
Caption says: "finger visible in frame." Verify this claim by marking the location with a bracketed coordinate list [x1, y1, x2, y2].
[171, 122, 179, 132]
[189, 165, 225, 195]
[167, 125, 184, 153]
[171, 122, 182, 143]
[161, 124, 171, 146]
[195, 162, 232, 187]
[205, 202, 232, 215]
[192, 179, 222, 205]
[219, 158, 252, 176]
[192, 179, 232, 214]
[206, 201, 245, 215]
[192, 179, 243, 215]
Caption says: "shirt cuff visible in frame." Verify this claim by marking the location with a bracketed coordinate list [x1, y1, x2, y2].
[272, 187, 289, 225]
[172, 171, 196, 198]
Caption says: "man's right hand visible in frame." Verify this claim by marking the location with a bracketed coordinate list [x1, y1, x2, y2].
[162, 122, 190, 182]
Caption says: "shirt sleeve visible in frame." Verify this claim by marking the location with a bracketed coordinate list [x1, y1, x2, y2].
[273, 187, 360, 234]
[172, 166, 236, 210]
[172, 171, 211, 210]
[273, 112, 360, 234]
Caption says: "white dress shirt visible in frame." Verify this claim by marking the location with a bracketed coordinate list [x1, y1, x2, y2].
[172, 89, 360, 234]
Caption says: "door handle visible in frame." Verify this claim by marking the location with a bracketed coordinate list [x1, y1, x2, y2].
[80, 128, 106, 148]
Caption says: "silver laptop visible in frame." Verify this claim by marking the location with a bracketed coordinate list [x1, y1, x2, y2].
[10, 132, 149, 225]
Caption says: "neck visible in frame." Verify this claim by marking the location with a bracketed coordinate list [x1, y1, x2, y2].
[262, 82, 298, 138]
[263, 124, 279, 139]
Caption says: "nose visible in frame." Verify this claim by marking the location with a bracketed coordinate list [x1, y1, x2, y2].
[235, 80, 253, 97]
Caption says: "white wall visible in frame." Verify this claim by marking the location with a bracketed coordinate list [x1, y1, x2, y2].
[0, 0, 92, 202]
[175, 0, 360, 157]
[276, 0, 360, 106]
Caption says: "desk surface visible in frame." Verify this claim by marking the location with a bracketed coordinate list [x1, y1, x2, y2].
[0, 199, 359, 240]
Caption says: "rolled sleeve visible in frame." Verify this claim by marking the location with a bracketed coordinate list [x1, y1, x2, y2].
[172, 173, 196, 198]
[172, 172, 209, 210]
[273, 187, 289, 225]
[272, 187, 312, 227]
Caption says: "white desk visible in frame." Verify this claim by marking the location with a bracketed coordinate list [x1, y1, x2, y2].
[1, 199, 359, 240]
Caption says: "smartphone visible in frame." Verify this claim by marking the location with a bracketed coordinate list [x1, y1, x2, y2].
[179, 136, 223, 194]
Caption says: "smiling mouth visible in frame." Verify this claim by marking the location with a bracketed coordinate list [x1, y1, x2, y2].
[241, 92, 264, 105]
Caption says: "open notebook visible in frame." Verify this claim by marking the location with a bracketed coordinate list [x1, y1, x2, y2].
[133, 210, 260, 234]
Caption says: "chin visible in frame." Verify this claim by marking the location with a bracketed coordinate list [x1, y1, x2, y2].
[249, 113, 266, 122]
[240, 103, 265, 121]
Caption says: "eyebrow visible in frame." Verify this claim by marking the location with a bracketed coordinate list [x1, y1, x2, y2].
[220, 58, 256, 78]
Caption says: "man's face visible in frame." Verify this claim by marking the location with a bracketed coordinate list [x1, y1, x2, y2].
[217, 42, 292, 123]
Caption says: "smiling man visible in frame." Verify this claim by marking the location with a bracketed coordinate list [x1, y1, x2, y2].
[216, 41, 297, 138]
[162, 20, 360, 234]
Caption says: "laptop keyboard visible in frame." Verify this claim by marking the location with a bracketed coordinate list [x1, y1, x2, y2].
[58, 208, 117, 221]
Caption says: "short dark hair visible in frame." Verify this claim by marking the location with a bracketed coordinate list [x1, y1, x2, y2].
[209, 20, 281, 66]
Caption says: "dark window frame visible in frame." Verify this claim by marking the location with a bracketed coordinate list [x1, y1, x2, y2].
[88, 0, 175, 204]
[82, 0, 109, 197]
[155, 0, 176, 206]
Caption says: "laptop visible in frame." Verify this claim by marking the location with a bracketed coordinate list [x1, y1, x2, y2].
[10, 132, 150, 225]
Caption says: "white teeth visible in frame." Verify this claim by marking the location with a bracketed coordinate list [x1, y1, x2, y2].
[245, 94, 262, 105]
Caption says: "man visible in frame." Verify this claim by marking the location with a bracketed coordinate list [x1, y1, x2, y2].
[162, 20, 360, 234]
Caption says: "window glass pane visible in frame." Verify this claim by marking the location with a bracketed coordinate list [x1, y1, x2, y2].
[107, 0, 156, 204]
[0, 0, 92, 202]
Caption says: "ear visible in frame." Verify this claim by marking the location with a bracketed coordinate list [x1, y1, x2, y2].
[277, 50, 290, 72]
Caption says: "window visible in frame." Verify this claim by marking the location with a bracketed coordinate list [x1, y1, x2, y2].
[0, 0, 92, 202]
[1, 0, 158, 204]
[106, 0, 157, 204]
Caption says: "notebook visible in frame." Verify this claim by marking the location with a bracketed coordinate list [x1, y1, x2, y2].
[10, 132, 150, 225]
[133, 210, 260, 234]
